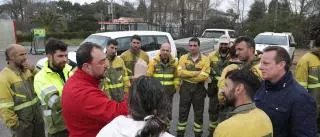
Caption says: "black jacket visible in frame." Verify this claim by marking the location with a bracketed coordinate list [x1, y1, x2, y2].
[255, 71, 317, 137]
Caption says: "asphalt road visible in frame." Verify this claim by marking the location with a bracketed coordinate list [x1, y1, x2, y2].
[0, 46, 212, 137]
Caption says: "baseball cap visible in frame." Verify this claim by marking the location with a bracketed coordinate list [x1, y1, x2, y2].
[219, 35, 231, 44]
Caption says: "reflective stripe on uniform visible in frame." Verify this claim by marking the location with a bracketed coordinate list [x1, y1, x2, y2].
[118, 75, 123, 81]
[209, 121, 219, 128]
[177, 122, 187, 131]
[193, 127, 202, 132]
[14, 98, 39, 111]
[40, 86, 58, 100]
[309, 75, 319, 81]
[107, 83, 124, 89]
[43, 110, 52, 116]
[183, 79, 197, 84]
[177, 126, 186, 131]
[200, 72, 209, 77]
[298, 81, 308, 88]
[153, 74, 174, 78]
[178, 122, 187, 126]
[160, 81, 174, 85]
[215, 76, 220, 81]
[126, 68, 132, 74]
[0, 102, 14, 109]
[308, 83, 320, 89]
[193, 122, 203, 133]
[106, 77, 111, 82]
[15, 93, 26, 98]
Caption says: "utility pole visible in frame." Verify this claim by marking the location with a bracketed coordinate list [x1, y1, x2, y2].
[111, 0, 114, 21]
[274, 0, 278, 32]
[180, 0, 185, 37]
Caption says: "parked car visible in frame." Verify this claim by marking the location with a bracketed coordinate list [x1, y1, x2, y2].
[36, 31, 177, 69]
[174, 28, 237, 58]
[254, 32, 296, 60]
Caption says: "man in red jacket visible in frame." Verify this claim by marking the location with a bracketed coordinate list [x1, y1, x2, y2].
[62, 42, 128, 137]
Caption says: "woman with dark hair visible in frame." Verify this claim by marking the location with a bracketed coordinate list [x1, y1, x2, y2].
[97, 76, 174, 137]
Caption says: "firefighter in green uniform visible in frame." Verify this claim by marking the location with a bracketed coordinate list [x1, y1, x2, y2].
[295, 35, 320, 132]
[120, 35, 149, 82]
[147, 42, 180, 129]
[102, 39, 131, 102]
[207, 35, 232, 135]
[218, 36, 262, 105]
[34, 38, 73, 137]
[176, 37, 210, 137]
[0, 44, 45, 137]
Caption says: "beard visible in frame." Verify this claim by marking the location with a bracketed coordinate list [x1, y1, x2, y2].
[50, 60, 65, 71]
[16, 59, 26, 72]
[223, 87, 236, 107]
[219, 47, 229, 54]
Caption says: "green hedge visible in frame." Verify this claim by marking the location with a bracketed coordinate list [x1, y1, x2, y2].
[17, 31, 95, 42]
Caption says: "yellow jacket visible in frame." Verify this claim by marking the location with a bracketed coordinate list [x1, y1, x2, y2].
[120, 49, 149, 79]
[177, 53, 210, 83]
[208, 50, 231, 81]
[295, 52, 320, 90]
[33, 61, 73, 134]
[147, 54, 180, 91]
[0, 66, 39, 128]
[218, 60, 262, 103]
[103, 56, 131, 93]
[214, 103, 273, 137]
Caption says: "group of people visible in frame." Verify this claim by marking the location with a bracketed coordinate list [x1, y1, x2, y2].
[0, 33, 319, 137]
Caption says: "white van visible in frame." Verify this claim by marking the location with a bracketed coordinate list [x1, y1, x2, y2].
[254, 32, 296, 60]
[36, 31, 177, 68]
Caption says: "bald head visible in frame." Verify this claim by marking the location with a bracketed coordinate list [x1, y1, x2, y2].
[160, 42, 171, 61]
[6, 44, 25, 61]
[5, 44, 27, 70]
[161, 42, 171, 49]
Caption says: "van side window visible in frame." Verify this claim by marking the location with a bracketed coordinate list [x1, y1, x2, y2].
[116, 37, 131, 55]
[141, 36, 157, 52]
[156, 36, 169, 45]
[228, 31, 237, 38]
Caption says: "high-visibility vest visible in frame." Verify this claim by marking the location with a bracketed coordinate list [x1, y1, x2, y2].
[103, 56, 130, 93]
[151, 55, 178, 87]
[0, 66, 40, 128]
[34, 61, 73, 134]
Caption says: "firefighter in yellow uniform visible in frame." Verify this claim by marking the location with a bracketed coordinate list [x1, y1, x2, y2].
[102, 39, 130, 102]
[147, 42, 179, 127]
[207, 35, 233, 135]
[34, 39, 72, 137]
[176, 37, 210, 137]
[295, 36, 320, 132]
[0, 44, 45, 137]
[120, 35, 149, 82]
[214, 68, 272, 137]
[218, 36, 262, 105]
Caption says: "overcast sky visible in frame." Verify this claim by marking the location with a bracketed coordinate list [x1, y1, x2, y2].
[66, 0, 254, 12]
[0, 0, 255, 16]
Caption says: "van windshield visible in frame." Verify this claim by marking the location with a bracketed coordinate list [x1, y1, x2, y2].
[255, 35, 288, 45]
[78, 35, 110, 50]
[202, 31, 225, 38]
